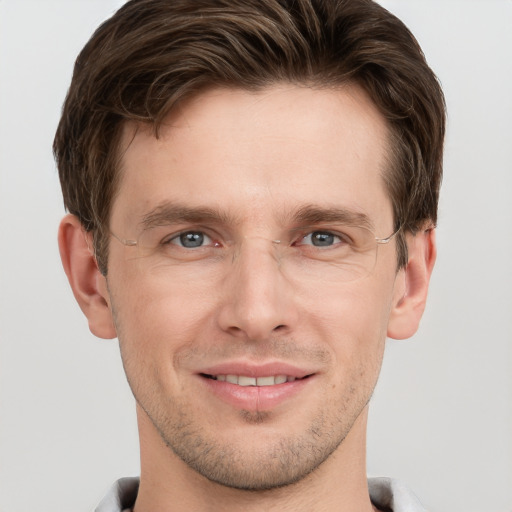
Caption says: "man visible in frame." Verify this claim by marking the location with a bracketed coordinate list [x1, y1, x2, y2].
[54, 0, 445, 510]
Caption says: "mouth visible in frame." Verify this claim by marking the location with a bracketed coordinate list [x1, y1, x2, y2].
[197, 363, 316, 411]
[200, 373, 312, 386]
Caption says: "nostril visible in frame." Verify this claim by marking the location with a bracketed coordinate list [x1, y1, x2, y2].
[273, 324, 286, 331]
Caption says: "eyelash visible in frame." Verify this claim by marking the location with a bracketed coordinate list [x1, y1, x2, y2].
[164, 231, 217, 248]
[295, 231, 346, 248]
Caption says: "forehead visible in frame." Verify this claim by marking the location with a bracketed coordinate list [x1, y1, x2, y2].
[113, 84, 393, 231]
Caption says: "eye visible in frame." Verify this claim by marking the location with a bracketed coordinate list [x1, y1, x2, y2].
[299, 231, 343, 247]
[168, 231, 214, 248]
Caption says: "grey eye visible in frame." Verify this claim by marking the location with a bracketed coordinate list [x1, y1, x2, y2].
[302, 231, 339, 247]
[173, 231, 209, 248]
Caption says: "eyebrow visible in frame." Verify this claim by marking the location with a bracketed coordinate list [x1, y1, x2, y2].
[290, 204, 375, 231]
[139, 201, 374, 231]
[140, 203, 241, 230]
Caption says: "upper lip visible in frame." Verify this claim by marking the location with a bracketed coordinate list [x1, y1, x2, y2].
[198, 361, 315, 379]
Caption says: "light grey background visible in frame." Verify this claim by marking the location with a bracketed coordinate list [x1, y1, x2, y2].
[0, 1, 510, 511]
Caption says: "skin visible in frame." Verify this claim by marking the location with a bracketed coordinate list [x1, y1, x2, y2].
[59, 84, 436, 512]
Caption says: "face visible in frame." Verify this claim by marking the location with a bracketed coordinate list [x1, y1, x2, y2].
[105, 85, 403, 490]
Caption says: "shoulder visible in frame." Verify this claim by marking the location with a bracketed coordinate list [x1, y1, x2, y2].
[94, 477, 139, 512]
[368, 477, 428, 512]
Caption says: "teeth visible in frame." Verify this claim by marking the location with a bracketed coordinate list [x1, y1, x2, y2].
[213, 374, 295, 386]
[256, 376, 275, 386]
[238, 376, 256, 386]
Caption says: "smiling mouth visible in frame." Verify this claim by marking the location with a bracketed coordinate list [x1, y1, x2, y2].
[200, 374, 312, 386]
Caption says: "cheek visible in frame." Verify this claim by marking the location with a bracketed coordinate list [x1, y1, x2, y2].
[112, 263, 215, 328]
[300, 279, 393, 367]
[108, 271, 217, 379]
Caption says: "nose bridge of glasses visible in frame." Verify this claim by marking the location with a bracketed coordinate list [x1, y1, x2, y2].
[231, 235, 284, 264]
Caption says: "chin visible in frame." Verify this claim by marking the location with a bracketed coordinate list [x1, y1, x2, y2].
[150, 399, 360, 492]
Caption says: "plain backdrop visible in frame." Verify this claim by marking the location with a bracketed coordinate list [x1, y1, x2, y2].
[0, 1, 511, 511]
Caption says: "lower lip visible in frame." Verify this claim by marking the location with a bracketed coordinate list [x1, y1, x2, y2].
[199, 375, 313, 411]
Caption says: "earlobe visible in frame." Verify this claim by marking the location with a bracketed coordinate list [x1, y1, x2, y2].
[387, 228, 437, 340]
[58, 214, 117, 339]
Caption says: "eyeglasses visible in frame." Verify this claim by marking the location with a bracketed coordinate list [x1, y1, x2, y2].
[110, 222, 400, 284]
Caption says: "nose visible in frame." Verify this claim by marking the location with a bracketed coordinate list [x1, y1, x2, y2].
[216, 238, 298, 341]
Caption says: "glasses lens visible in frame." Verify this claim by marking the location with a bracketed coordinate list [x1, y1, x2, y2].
[123, 224, 380, 283]
[281, 225, 378, 283]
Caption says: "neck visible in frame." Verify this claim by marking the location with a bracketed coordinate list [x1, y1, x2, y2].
[133, 405, 378, 512]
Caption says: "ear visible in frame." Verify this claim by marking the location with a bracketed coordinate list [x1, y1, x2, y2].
[387, 228, 437, 340]
[58, 214, 117, 339]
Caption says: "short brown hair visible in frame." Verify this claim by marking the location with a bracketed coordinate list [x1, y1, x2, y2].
[54, 0, 446, 275]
